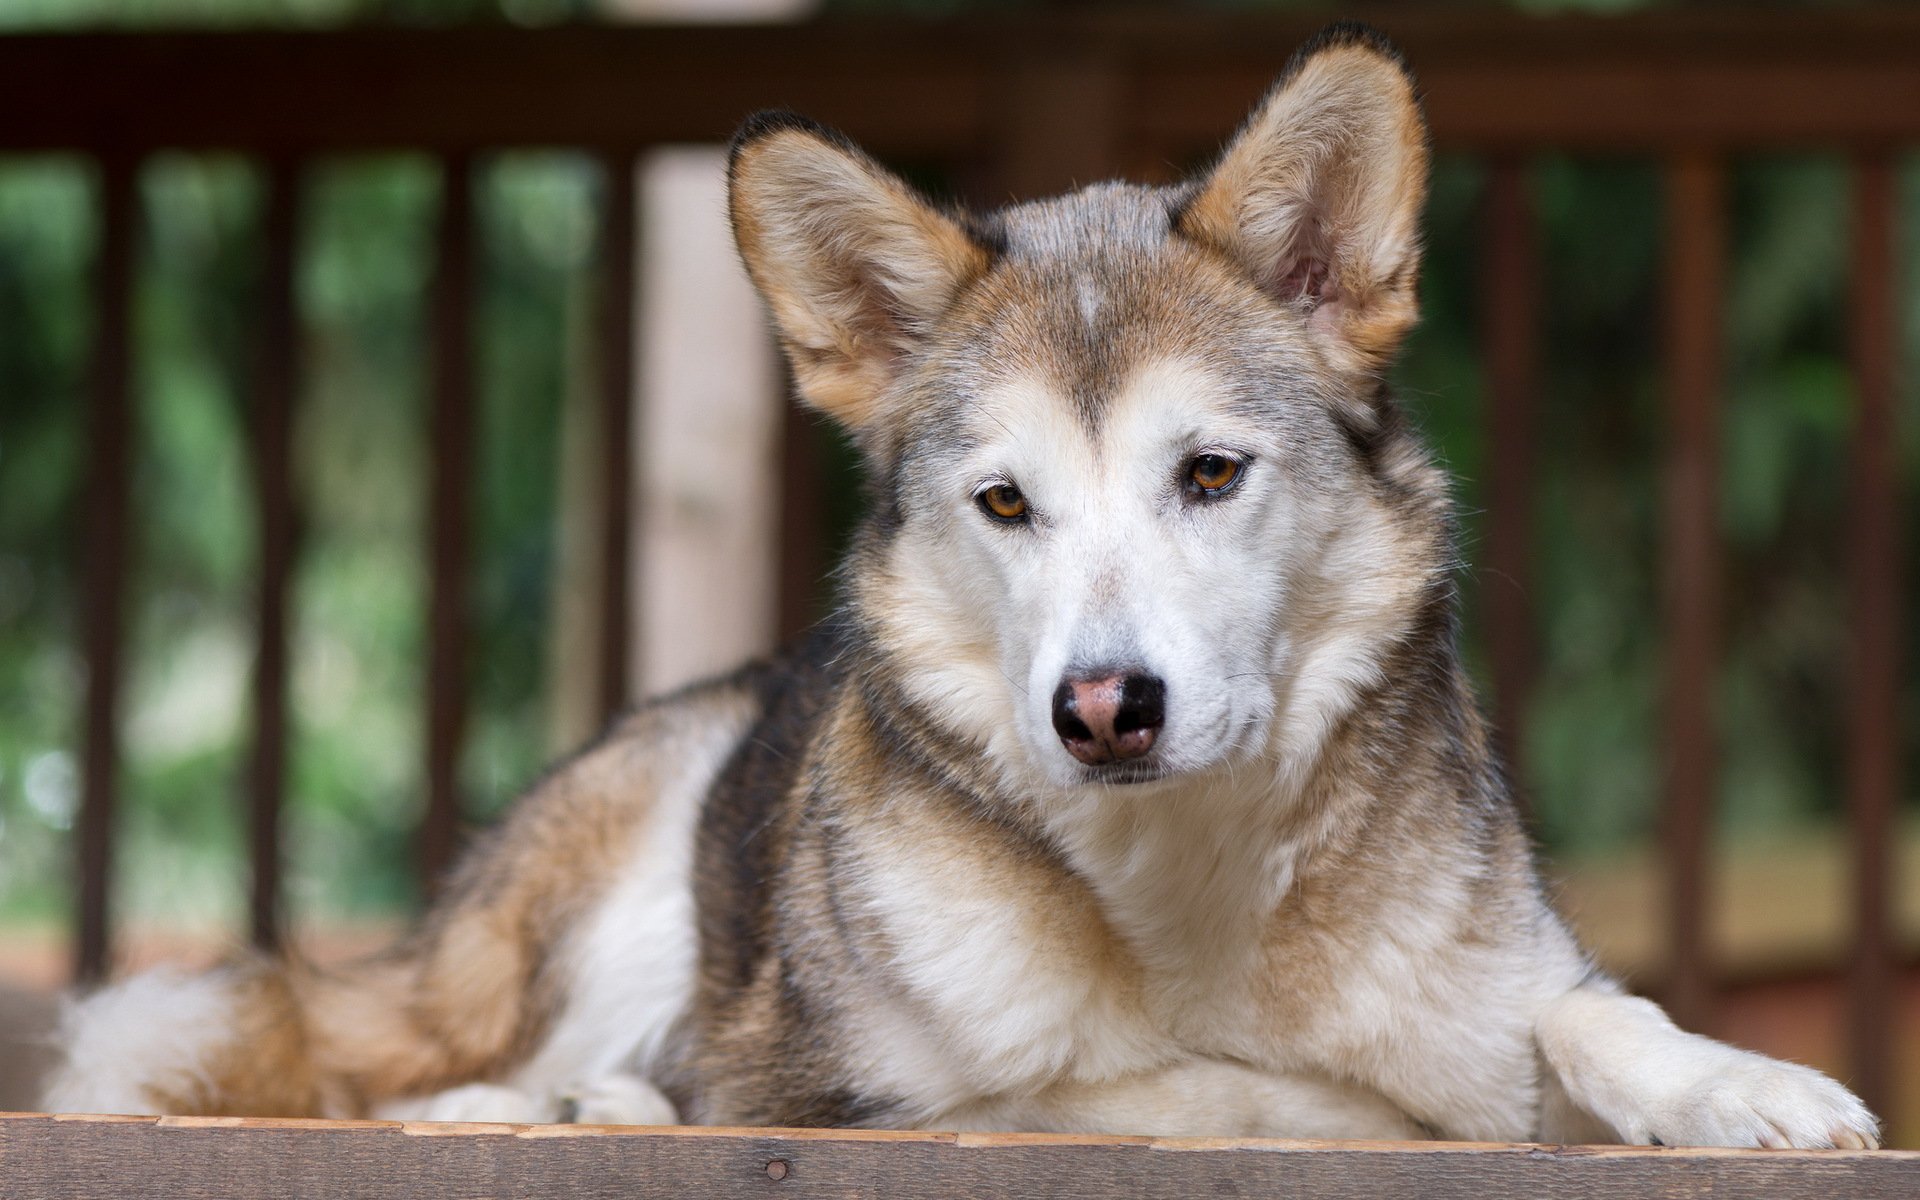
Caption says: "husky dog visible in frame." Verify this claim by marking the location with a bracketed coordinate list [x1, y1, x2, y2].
[46, 25, 1878, 1149]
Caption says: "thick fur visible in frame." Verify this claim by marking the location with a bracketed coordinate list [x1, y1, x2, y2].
[45, 24, 1878, 1150]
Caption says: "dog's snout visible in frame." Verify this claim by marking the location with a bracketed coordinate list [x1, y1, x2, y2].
[1051, 671, 1166, 766]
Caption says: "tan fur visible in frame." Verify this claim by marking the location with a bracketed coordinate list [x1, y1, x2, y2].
[92, 681, 758, 1119]
[1179, 40, 1427, 380]
[729, 123, 991, 431]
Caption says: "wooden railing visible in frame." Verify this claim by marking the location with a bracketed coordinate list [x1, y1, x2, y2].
[1, 7, 1912, 1127]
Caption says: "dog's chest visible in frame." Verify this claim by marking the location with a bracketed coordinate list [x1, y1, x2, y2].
[842, 806, 1546, 1137]
[843, 810, 1305, 1093]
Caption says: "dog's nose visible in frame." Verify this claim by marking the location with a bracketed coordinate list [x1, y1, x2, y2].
[1051, 671, 1165, 765]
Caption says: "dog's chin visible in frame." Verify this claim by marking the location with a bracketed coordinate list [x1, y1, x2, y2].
[1022, 727, 1246, 794]
[1064, 747, 1220, 792]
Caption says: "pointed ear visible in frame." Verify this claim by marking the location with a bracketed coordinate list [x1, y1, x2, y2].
[1177, 24, 1429, 379]
[728, 113, 991, 431]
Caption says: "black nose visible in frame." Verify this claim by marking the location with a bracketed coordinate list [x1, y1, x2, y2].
[1051, 670, 1166, 765]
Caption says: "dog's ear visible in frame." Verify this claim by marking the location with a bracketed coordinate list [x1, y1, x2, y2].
[728, 113, 990, 431]
[1177, 24, 1428, 379]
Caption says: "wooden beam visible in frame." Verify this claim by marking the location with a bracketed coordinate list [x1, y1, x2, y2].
[0, 1113, 1912, 1198]
[2, 1115, 1916, 1200]
[2, 16, 1920, 156]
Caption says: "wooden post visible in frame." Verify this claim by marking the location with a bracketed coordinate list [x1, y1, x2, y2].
[75, 153, 138, 985]
[245, 156, 300, 951]
[1844, 153, 1900, 1126]
[775, 380, 825, 645]
[597, 150, 637, 723]
[422, 153, 476, 894]
[1480, 158, 1540, 812]
[1659, 154, 1726, 1034]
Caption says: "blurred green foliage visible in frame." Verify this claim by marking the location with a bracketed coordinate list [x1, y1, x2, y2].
[1, 0, 1918, 938]
[0, 153, 601, 925]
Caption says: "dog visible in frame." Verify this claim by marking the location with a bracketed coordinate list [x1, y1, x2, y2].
[44, 23, 1879, 1149]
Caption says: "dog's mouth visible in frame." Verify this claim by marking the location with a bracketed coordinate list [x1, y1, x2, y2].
[1077, 759, 1171, 787]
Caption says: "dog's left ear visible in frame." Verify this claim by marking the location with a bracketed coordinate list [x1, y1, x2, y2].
[1177, 24, 1428, 379]
[728, 112, 991, 434]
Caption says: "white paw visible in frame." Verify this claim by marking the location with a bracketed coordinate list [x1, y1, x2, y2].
[1642, 1052, 1880, 1150]
[559, 1074, 678, 1126]
[400, 1083, 550, 1124]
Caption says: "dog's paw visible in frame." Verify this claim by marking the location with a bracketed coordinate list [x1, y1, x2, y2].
[1643, 1053, 1879, 1150]
[559, 1074, 678, 1126]
[403, 1082, 551, 1124]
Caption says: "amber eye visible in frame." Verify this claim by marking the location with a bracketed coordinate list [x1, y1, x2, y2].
[979, 483, 1029, 523]
[1187, 453, 1243, 496]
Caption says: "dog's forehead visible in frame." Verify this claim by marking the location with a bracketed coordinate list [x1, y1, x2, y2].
[929, 183, 1301, 435]
[990, 181, 1183, 260]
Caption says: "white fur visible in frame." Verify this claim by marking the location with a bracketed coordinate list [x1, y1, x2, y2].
[843, 825, 1165, 1104]
[564, 1074, 679, 1126]
[375, 1074, 678, 1126]
[1539, 986, 1880, 1149]
[43, 966, 238, 1116]
[377, 1083, 549, 1123]
[941, 1059, 1426, 1140]
[504, 739, 711, 1094]
[378, 697, 749, 1126]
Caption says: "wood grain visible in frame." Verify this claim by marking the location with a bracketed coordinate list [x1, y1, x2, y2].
[1, 1114, 1916, 1199]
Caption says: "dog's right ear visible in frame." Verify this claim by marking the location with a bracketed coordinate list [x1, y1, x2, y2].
[1176, 24, 1428, 382]
[728, 113, 990, 432]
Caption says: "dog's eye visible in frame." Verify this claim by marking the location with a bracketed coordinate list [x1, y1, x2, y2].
[1186, 454, 1244, 497]
[979, 483, 1029, 523]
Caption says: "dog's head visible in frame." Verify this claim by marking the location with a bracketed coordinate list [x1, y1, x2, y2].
[730, 25, 1448, 796]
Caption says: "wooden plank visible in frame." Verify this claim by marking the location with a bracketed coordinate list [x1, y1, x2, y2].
[0, 1115, 1915, 1199]
[1479, 159, 1539, 811]
[421, 153, 475, 894]
[244, 157, 299, 951]
[596, 151, 637, 722]
[74, 154, 138, 985]
[1844, 154, 1901, 1127]
[1659, 154, 1726, 1035]
[2, 17, 1920, 156]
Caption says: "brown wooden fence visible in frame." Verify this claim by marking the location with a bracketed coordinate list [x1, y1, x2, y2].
[0, 6, 1912, 1127]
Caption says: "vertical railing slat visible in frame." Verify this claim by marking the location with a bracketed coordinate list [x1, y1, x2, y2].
[775, 379, 825, 645]
[422, 153, 475, 893]
[1481, 158, 1540, 811]
[1660, 154, 1727, 1034]
[75, 154, 138, 985]
[1845, 153, 1901, 1126]
[598, 151, 637, 723]
[245, 157, 299, 950]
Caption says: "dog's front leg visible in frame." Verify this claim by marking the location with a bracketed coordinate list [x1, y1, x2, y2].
[1536, 982, 1879, 1148]
[937, 1060, 1428, 1140]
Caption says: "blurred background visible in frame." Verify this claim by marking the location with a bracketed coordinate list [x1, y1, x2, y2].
[0, 0, 1915, 1146]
